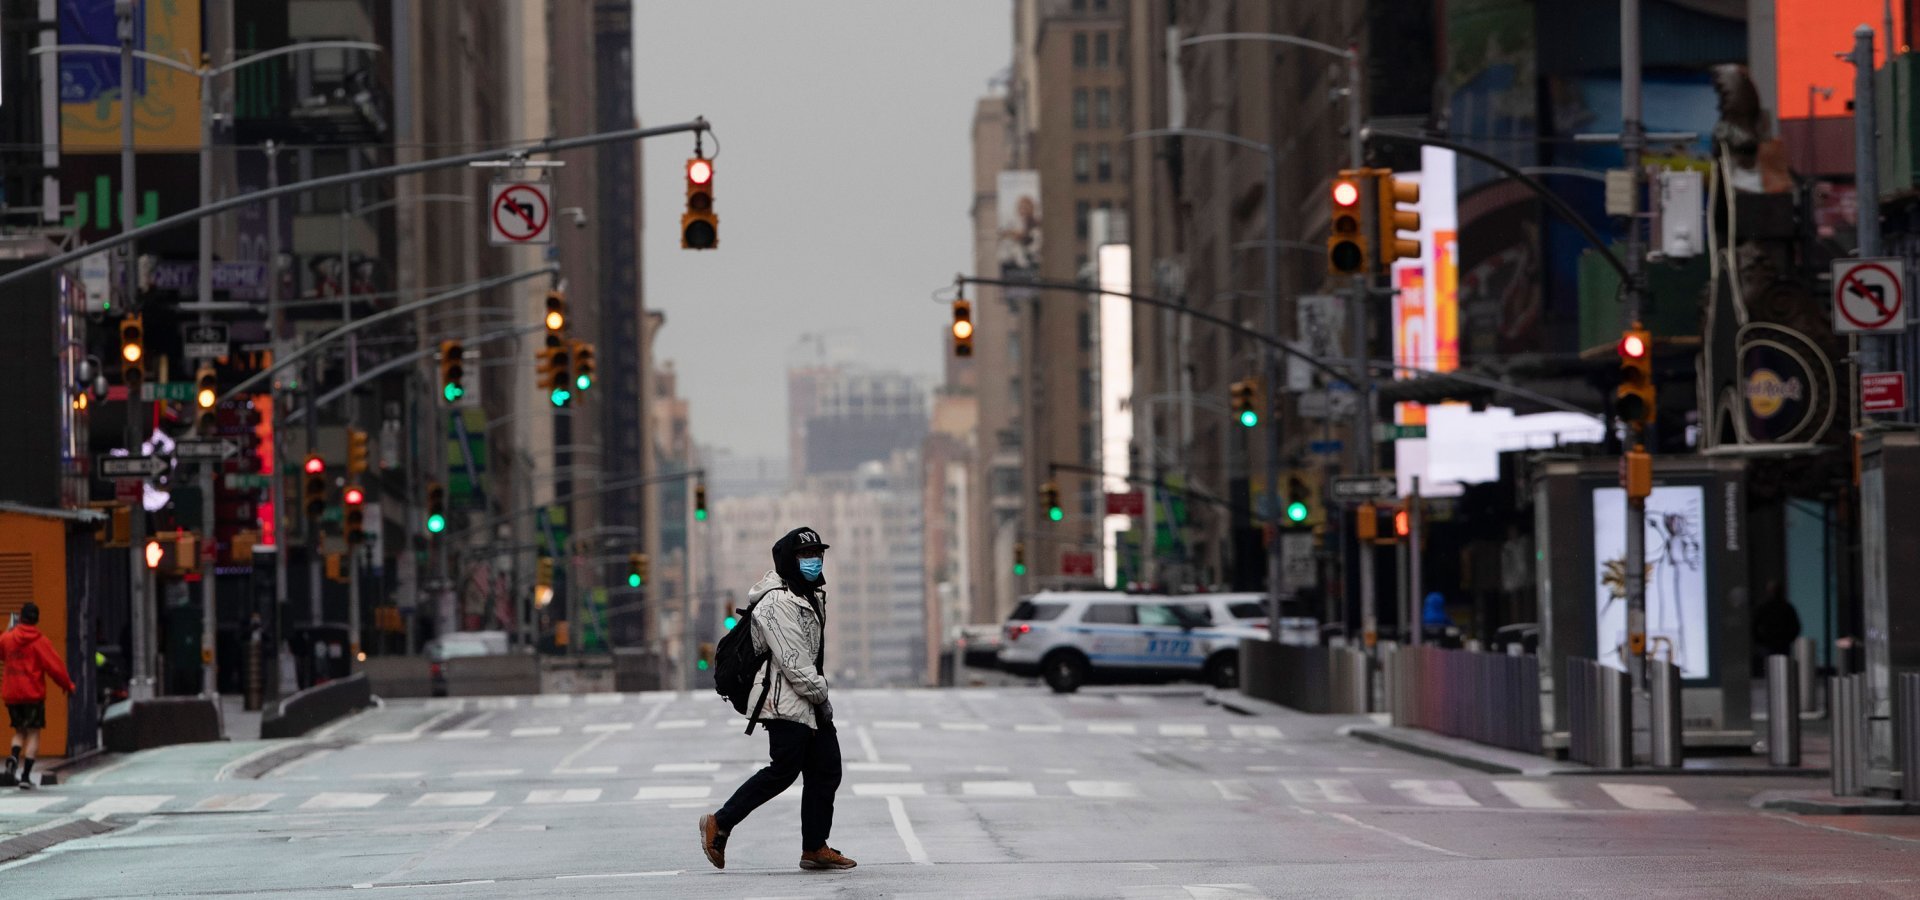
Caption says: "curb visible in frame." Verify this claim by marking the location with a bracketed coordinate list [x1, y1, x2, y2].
[1345, 725, 1531, 775]
[1754, 791, 1920, 815]
[36, 747, 111, 786]
[0, 816, 116, 865]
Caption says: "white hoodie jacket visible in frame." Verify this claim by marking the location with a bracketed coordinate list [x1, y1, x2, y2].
[744, 570, 829, 729]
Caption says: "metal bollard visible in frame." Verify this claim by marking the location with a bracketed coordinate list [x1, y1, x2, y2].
[1832, 674, 1863, 796]
[1597, 664, 1632, 769]
[1792, 637, 1817, 716]
[1650, 660, 1684, 768]
[1349, 648, 1372, 714]
[1383, 647, 1402, 724]
[1767, 654, 1801, 767]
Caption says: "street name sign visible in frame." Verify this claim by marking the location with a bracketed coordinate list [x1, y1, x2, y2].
[1832, 258, 1907, 334]
[182, 322, 230, 359]
[1331, 476, 1396, 501]
[97, 454, 167, 479]
[1376, 424, 1427, 441]
[174, 439, 242, 462]
[139, 382, 196, 402]
[489, 179, 553, 245]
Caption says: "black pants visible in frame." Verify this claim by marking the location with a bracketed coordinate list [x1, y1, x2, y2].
[715, 719, 842, 852]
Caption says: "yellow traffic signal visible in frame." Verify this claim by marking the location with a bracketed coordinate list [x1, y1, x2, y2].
[346, 427, 369, 474]
[682, 157, 718, 249]
[1376, 171, 1421, 265]
[120, 315, 146, 390]
[1328, 172, 1368, 275]
[1616, 325, 1655, 429]
[952, 298, 974, 357]
[193, 364, 218, 435]
[544, 290, 567, 332]
[438, 340, 465, 404]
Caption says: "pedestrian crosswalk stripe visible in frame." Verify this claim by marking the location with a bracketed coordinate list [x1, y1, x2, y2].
[635, 786, 711, 800]
[75, 795, 171, 816]
[1068, 780, 1139, 798]
[852, 782, 925, 796]
[962, 780, 1036, 797]
[366, 733, 418, 743]
[1280, 778, 1363, 804]
[638, 692, 677, 703]
[1212, 780, 1254, 801]
[1088, 723, 1137, 735]
[584, 693, 624, 705]
[583, 723, 634, 733]
[1245, 765, 1281, 773]
[1493, 781, 1572, 809]
[300, 792, 386, 810]
[1391, 780, 1480, 807]
[193, 793, 281, 812]
[1180, 884, 1268, 899]
[554, 766, 619, 776]
[1599, 783, 1695, 811]
[414, 791, 494, 807]
[511, 726, 562, 737]
[475, 697, 521, 710]
[452, 768, 523, 779]
[0, 796, 64, 814]
[527, 788, 602, 804]
[1159, 724, 1208, 737]
[533, 696, 573, 708]
[872, 721, 921, 730]
[1229, 725, 1283, 740]
[1044, 767, 1078, 775]
[654, 720, 705, 730]
[846, 762, 912, 772]
[652, 763, 720, 773]
[1014, 723, 1063, 733]
[939, 722, 989, 732]
[437, 730, 490, 741]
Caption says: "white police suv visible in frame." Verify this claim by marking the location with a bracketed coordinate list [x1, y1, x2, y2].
[996, 592, 1271, 693]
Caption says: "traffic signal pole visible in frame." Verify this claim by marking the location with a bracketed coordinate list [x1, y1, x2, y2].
[117, 1, 153, 702]
[1622, 0, 1650, 698]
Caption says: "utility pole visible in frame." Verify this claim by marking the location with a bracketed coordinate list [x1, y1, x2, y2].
[1348, 44, 1378, 652]
[1621, 0, 1650, 696]
[265, 140, 289, 697]
[117, 0, 153, 702]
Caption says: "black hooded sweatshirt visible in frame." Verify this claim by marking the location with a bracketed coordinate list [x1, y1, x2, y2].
[771, 526, 826, 603]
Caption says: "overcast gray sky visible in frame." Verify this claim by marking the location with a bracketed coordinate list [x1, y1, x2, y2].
[633, 2, 1010, 460]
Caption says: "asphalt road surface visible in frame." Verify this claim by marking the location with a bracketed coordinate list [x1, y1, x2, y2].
[3, 686, 1919, 898]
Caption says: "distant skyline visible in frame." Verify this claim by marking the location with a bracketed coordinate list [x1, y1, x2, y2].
[633, 2, 1010, 459]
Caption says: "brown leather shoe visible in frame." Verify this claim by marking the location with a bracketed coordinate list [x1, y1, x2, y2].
[698, 814, 727, 869]
[799, 846, 857, 870]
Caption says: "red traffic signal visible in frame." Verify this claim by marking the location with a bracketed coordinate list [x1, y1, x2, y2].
[1619, 332, 1649, 359]
[304, 455, 325, 475]
[688, 158, 713, 186]
[1332, 180, 1361, 207]
[343, 486, 365, 506]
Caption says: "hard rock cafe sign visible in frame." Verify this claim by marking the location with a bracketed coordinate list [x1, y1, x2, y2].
[1730, 324, 1835, 445]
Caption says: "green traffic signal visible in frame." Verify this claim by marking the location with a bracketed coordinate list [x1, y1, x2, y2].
[426, 513, 446, 534]
[1285, 501, 1309, 523]
[696, 659, 710, 671]
[694, 508, 708, 521]
[1013, 563, 1027, 576]
[1048, 506, 1063, 522]
[575, 373, 592, 391]
[1239, 409, 1258, 428]
[549, 388, 571, 407]
[723, 615, 738, 630]
[627, 573, 641, 588]
[443, 383, 464, 403]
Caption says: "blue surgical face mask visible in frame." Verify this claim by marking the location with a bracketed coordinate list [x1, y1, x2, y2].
[798, 557, 824, 582]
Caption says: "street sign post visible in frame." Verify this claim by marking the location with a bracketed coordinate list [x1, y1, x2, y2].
[181, 322, 230, 360]
[1331, 475, 1396, 502]
[97, 454, 168, 480]
[1863, 371, 1908, 413]
[1832, 258, 1908, 334]
[488, 179, 553, 245]
[174, 439, 242, 462]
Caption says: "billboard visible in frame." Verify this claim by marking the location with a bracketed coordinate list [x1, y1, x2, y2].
[1592, 485, 1710, 680]
[59, 0, 202, 152]
[996, 170, 1041, 273]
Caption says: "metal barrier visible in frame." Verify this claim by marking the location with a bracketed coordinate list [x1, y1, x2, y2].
[1898, 673, 1920, 799]
[1390, 645, 1541, 755]
[1566, 657, 1630, 768]
[1649, 660, 1683, 768]
[1767, 654, 1801, 767]
[1831, 673, 1868, 796]
[1238, 640, 1369, 714]
[261, 672, 373, 739]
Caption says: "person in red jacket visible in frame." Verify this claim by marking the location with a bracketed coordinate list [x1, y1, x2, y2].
[2, 603, 75, 790]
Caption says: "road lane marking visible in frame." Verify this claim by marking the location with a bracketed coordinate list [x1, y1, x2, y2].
[1600, 783, 1694, 811]
[1015, 724, 1063, 733]
[1044, 767, 1078, 775]
[855, 726, 881, 763]
[1494, 781, 1572, 809]
[1088, 723, 1137, 735]
[939, 722, 989, 732]
[886, 795, 932, 865]
[556, 870, 684, 880]
[1312, 809, 1471, 858]
[583, 722, 634, 733]
[365, 733, 418, 743]
[436, 730, 490, 741]
[1245, 765, 1281, 773]
[191, 793, 282, 812]
[554, 766, 618, 776]
[452, 768, 522, 779]
[852, 782, 925, 796]
[584, 693, 625, 706]
[1160, 724, 1208, 737]
[352, 772, 425, 780]
[872, 721, 921, 730]
[533, 695, 573, 708]
[847, 762, 912, 772]
[0, 796, 64, 814]
[1229, 724, 1283, 740]
[1212, 780, 1254, 801]
[75, 795, 171, 816]
[962, 781, 1036, 797]
[654, 719, 705, 730]
[1280, 778, 1362, 804]
[300, 792, 386, 810]
[1068, 780, 1139, 798]
[371, 807, 508, 886]
[555, 726, 621, 772]
[638, 692, 676, 703]
[526, 788, 601, 804]
[510, 726, 563, 738]
[1181, 885, 1268, 899]
[1391, 780, 1481, 807]
[973, 765, 1010, 774]
[652, 763, 720, 773]
[475, 697, 520, 710]
[634, 786, 711, 800]
[414, 791, 494, 807]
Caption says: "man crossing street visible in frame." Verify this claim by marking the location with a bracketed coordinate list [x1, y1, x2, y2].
[2, 603, 76, 790]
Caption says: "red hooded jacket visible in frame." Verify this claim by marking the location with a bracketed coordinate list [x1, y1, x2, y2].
[0, 624, 75, 705]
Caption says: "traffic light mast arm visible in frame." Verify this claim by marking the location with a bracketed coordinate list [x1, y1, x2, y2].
[1043, 461, 1238, 512]
[286, 323, 544, 425]
[437, 467, 707, 544]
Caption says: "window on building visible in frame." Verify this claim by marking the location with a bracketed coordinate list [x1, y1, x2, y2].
[1094, 32, 1109, 67]
[1074, 144, 1090, 183]
[1073, 33, 1088, 68]
[1079, 310, 1092, 350]
[1073, 89, 1089, 129]
[1094, 88, 1112, 128]
[1096, 144, 1112, 182]
[1079, 368, 1094, 408]
[1093, 0, 1109, 10]
[1075, 200, 1090, 239]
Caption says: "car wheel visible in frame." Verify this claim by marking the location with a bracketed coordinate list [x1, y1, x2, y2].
[1043, 652, 1088, 694]
[1205, 651, 1239, 690]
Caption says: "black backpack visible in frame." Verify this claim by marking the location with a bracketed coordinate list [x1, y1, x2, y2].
[711, 598, 775, 734]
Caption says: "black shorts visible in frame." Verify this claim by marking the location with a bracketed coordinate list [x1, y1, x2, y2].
[7, 702, 46, 730]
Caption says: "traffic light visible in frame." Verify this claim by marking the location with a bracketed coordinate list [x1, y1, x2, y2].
[346, 427, 369, 475]
[572, 342, 595, 392]
[1355, 502, 1378, 541]
[1622, 444, 1652, 500]
[1375, 170, 1421, 265]
[682, 157, 718, 250]
[425, 482, 446, 535]
[536, 555, 554, 589]
[694, 483, 708, 521]
[627, 552, 646, 588]
[439, 340, 465, 403]
[120, 315, 146, 390]
[193, 364, 218, 435]
[724, 614, 738, 630]
[302, 455, 327, 519]
[952, 298, 974, 357]
[1285, 475, 1311, 525]
[1615, 324, 1655, 429]
[144, 538, 163, 569]
[544, 290, 566, 333]
[1013, 540, 1027, 576]
[697, 642, 715, 671]
[543, 335, 572, 407]
[1041, 481, 1063, 522]
[1327, 172, 1368, 275]
[343, 485, 366, 544]
[1230, 379, 1259, 428]
[1394, 505, 1411, 539]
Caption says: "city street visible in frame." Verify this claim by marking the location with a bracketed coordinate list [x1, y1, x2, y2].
[3, 687, 1918, 897]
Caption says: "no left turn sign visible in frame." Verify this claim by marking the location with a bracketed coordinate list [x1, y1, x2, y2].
[489, 180, 553, 246]
[1832, 258, 1907, 334]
